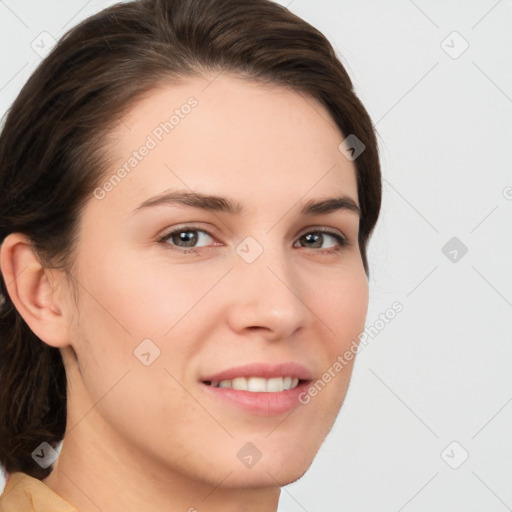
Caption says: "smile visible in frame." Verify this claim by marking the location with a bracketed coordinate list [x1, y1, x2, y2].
[205, 376, 301, 392]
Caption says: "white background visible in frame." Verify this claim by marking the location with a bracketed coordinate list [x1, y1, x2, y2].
[1, 1, 511, 510]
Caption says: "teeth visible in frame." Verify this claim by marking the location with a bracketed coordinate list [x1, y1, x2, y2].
[232, 377, 247, 391]
[208, 376, 300, 392]
[266, 377, 283, 392]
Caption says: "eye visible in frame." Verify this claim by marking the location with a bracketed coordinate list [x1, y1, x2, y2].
[293, 228, 350, 254]
[159, 226, 216, 254]
[158, 225, 350, 255]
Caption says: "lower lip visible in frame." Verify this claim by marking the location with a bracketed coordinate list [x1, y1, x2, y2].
[200, 381, 311, 416]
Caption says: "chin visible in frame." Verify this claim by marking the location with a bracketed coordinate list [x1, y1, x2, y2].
[216, 438, 321, 489]
[224, 458, 315, 489]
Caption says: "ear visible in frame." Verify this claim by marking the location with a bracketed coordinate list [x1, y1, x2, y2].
[0, 232, 72, 348]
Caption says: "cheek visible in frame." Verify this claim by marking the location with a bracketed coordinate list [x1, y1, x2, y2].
[310, 263, 369, 350]
[334, 275, 368, 344]
[69, 248, 232, 399]
[78, 248, 225, 340]
[302, 266, 368, 413]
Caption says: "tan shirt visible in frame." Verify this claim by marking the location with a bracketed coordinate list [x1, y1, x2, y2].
[0, 472, 78, 511]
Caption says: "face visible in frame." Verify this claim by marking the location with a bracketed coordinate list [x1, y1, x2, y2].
[59, 72, 368, 488]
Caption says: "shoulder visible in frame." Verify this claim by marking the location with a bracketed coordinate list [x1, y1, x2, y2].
[0, 472, 78, 512]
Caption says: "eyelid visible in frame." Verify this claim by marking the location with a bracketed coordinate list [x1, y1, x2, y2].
[158, 222, 218, 239]
[158, 223, 352, 253]
[298, 225, 349, 240]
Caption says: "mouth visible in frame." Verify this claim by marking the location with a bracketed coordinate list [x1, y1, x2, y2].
[202, 376, 305, 392]
[199, 362, 314, 416]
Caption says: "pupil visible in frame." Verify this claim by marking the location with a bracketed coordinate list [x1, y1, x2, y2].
[305, 233, 320, 248]
[177, 231, 197, 247]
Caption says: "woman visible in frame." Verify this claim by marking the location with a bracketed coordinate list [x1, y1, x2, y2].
[0, 0, 381, 510]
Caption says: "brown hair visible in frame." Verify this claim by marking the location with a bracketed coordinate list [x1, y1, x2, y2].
[0, 0, 381, 480]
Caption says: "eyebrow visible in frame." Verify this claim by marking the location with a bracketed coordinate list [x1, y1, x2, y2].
[131, 189, 360, 217]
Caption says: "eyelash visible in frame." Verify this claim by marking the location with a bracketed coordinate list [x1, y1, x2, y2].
[157, 225, 351, 256]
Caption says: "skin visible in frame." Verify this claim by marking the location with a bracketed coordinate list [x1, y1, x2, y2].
[1, 72, 368, 512]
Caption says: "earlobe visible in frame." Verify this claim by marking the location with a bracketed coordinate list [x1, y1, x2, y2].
[0, 232, 71, 348]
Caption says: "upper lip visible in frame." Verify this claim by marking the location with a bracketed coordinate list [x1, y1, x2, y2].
[201, 362, 314, 382]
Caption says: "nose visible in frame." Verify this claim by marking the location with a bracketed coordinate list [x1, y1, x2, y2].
[226, 240, 312, 341]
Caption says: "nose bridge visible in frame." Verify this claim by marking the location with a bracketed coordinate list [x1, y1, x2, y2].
[227, 233, 311, 337]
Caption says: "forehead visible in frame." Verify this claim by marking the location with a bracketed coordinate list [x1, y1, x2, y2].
[94, 72, 358, 218]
